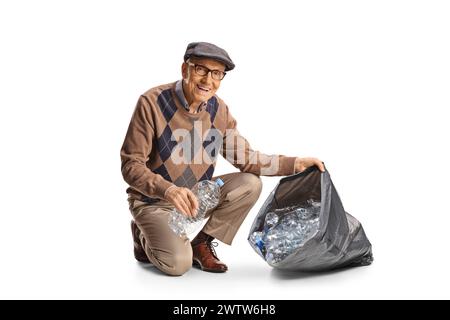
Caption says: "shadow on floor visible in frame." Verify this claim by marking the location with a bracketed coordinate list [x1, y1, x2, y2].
[135, 259, 372, 279]
[136, 261, 206, 277]
[270, 263, 370, 280]
[136, 261, 166, 276]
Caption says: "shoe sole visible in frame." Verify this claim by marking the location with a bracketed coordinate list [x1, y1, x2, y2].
[192, 258, 227, 273]
[134, 252, 152, 264]
[131, 221, 151, 264]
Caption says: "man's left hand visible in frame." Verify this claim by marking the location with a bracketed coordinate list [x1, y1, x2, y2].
[294, 157, 325, 173]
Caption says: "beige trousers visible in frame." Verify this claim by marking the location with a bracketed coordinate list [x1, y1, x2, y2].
[128, 172, 262, 276]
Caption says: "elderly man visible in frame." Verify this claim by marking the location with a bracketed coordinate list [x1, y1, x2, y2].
[121, 42, 325, 276]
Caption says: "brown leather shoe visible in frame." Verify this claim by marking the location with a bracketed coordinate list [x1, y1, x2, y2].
[131, 221, 151, 263]
[192, 241, 228, 273]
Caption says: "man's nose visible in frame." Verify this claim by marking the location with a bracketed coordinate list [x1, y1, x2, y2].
[200, 72, 213, 84]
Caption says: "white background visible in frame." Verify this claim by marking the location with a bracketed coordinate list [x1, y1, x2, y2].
[0, 0, 449, 299]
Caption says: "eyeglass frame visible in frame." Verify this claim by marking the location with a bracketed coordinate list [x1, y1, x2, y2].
[186, 62, 227, 80]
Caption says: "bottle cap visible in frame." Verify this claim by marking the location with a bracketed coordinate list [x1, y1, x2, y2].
[215, 178, 224, 187]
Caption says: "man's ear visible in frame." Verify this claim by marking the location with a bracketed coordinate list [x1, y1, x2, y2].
[181, 62, 188, 80]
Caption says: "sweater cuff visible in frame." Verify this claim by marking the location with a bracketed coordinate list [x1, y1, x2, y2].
[154, 178, 175, 199]
[163, 185, 177, 200]
[278, 156, 297, 176]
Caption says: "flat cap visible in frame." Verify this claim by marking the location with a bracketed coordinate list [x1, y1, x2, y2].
[184, 42, 235, 71]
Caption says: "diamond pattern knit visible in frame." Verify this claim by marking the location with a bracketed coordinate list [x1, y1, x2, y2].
[121, 82, 297, 202]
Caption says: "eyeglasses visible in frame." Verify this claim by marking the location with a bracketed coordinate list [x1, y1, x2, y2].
[187, 62, 227, 81]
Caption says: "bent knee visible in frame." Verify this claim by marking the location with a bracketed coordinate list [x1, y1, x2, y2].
[240, 173, 263, 196]
[160, 251, 192, 276]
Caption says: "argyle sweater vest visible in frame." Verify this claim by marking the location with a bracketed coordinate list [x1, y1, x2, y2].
[120, 82, 296, 202]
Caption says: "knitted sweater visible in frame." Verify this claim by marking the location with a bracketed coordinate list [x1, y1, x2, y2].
[120, 81, 297, 202]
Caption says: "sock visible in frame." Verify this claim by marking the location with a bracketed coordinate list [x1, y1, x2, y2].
[192, 231, 214, 245]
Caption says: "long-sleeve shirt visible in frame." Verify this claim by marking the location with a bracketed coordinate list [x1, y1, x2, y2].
[120, 81, 297, 202]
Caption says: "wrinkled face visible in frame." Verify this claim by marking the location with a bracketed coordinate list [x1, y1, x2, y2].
[181, 57, 226, 105]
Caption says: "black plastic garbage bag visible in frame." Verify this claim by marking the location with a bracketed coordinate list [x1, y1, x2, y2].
[248, 166, 373, 271]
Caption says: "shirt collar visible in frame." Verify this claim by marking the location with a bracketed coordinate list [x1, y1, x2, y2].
[175, 80, 207, 113]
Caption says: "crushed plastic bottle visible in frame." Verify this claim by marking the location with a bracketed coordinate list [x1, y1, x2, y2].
[250, 199, 321, 264]
[250, 231, 266, 256]
[168, 178, 224, 237]
[264, 212, 279, 230]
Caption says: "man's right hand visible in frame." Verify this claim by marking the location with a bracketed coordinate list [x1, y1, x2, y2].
[164, 186, 199, 218]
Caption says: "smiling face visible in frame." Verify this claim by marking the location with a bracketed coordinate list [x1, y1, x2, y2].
[181, 56, 226, 107]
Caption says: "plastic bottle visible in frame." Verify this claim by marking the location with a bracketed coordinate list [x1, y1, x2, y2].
[168, 178, 224, 237]
[250, 199, 321, 264]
